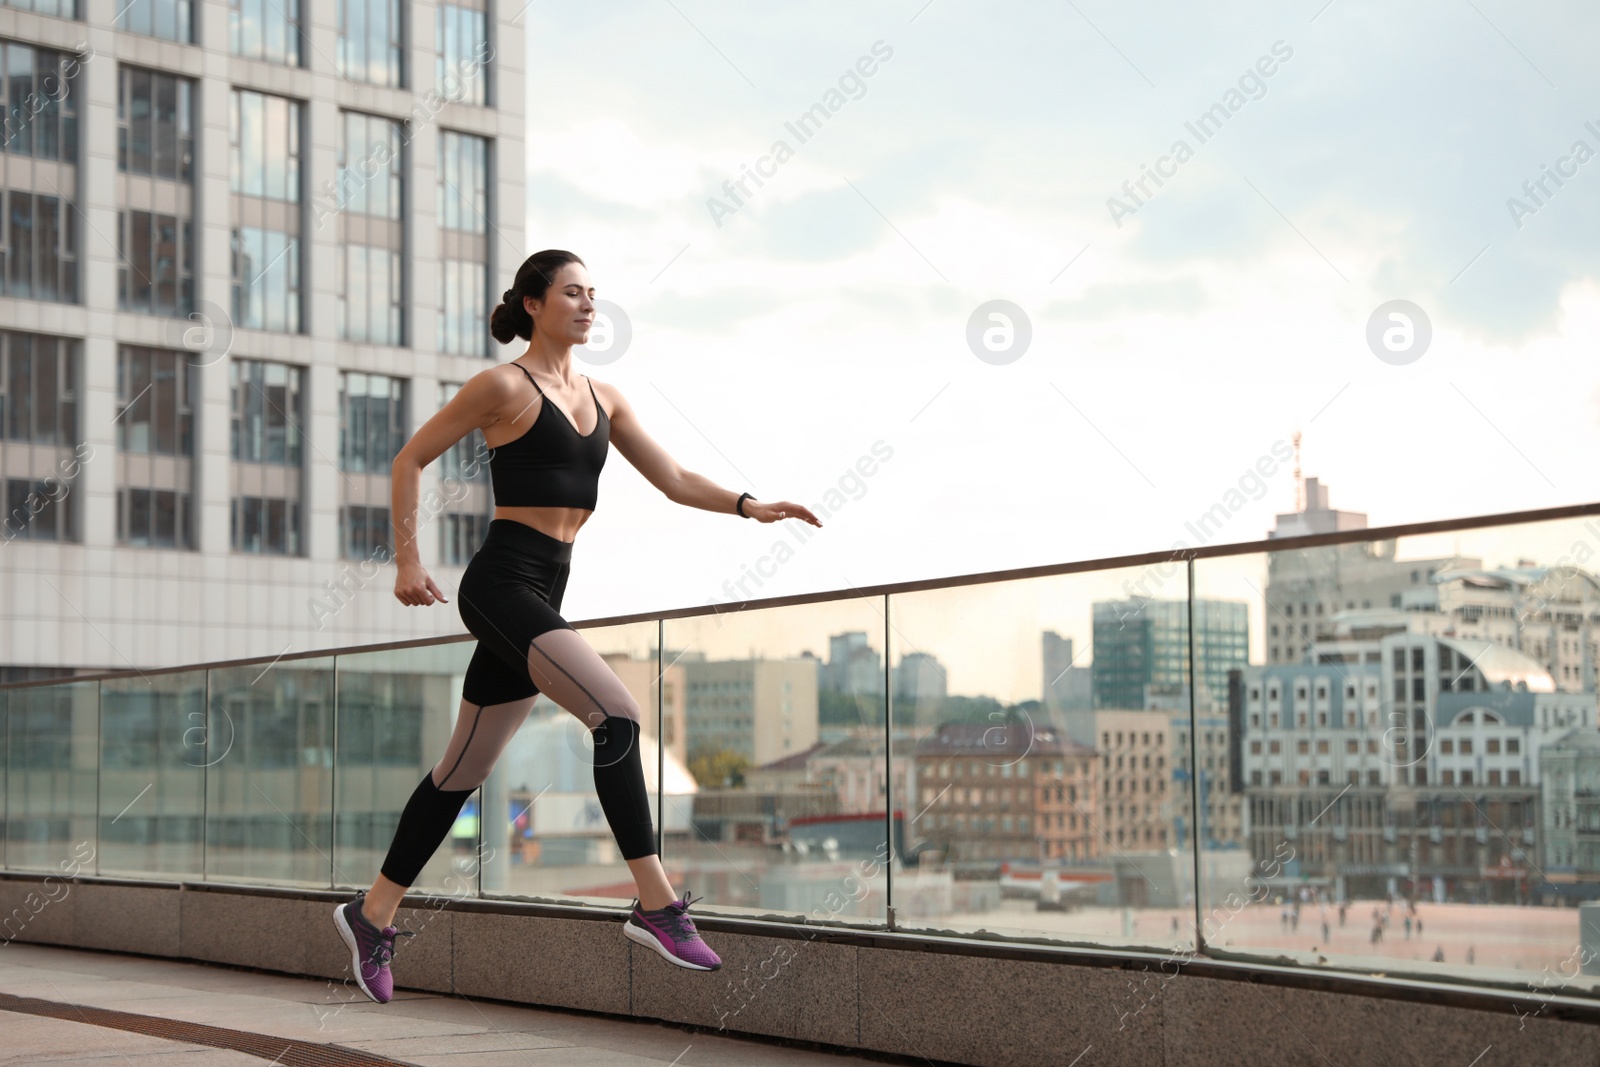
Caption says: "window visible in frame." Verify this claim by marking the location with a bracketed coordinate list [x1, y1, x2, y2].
[333, 116, 406, 348]
[230, 359, 304, 555]
[117, 0, 193, 41]
[232, 359, 304, 465]
[1487, 738, 1500, 754]
[1, 0, 78, 14]
[116, 347, 197, 547]
[1441, 770, 1454, 785]
[339, 372, 407, 473]
[231, 90, 301, 201]
[1441, 739, 1453, 754]
[338, 0, 404, 86]
[441, 514, 484, 564]
[1508, 769, 1521, 786]
[1346, 739, 1358, 754]
[117, 67, 193, 181]
[231, 495, 300, 554]
[230, 90, 303, 333]
[4, 477, 74, 540]
[119, 210, 193, 317]
[232, 226, 300, 332]
[437, 1, 490, 104]
[1460, 739, 1473, 755]
[1508, 738, 1520, 755]
[341, 504, 392, 560]
[438, 130, 491, 357]
[2, 330, 77, 445]
[1297, 740, 1309, 754]
[117, 488, 192, 548]
[1, 191, 76, 303]
[116, 345, 193, 455]
[1269, 740, 1281, 754]
[0, 330, 82, 541]
[2, 43, 82, 164]
[232, 0, 302, 66]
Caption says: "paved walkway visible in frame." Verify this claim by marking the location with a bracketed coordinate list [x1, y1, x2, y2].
[0, 943, 896, 1066]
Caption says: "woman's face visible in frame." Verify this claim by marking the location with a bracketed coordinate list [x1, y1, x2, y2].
[528, 262, 596, 345]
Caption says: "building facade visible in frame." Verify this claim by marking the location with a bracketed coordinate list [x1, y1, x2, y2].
[0, 0, 523, 676]
[912, 722, 1099, 865]
[1091, 597, 1248, 711]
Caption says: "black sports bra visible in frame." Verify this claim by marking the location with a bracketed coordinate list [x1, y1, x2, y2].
[487, 364, 609, 510]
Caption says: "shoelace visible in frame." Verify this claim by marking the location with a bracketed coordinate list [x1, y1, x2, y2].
[371, 927, 416, 966]
[641, 893, 704, 943]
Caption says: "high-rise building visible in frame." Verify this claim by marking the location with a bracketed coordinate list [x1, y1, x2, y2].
[0, 3, 522, 676]
[892, 650, 946, 702]
[1091, 598, 1248, 712]
[1263, 478, 1475, 666]
[825, 631, 883, 696]
[1041, 629, 1092, 732]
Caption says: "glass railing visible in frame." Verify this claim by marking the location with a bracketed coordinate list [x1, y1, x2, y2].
[5, 503, 1600, 1004]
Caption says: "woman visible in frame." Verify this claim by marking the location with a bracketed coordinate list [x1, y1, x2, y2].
[332, 249, 823, 1004]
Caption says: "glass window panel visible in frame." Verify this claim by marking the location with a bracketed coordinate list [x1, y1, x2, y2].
[205, 660, 336, 887]
[99, 672, 207, 879]
[6, 682, 100, 871]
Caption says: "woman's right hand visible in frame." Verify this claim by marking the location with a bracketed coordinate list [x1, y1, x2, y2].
[395, 561, 449, 606]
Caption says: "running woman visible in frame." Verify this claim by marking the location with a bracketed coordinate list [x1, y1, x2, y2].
[333, 249, 823, 1003]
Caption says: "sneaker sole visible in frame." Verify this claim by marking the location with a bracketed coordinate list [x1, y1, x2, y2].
[623, 917, 720, 971]
[331, 903, 389, 1004]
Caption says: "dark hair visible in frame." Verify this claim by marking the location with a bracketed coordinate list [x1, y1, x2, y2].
[490, 250, 587, 344]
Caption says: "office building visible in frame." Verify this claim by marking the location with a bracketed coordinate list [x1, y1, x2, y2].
[0, 0, 522, 677]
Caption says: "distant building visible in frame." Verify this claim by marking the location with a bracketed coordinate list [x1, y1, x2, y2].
[682, 657, 820, 765]
[1538, 729, 1600, 893]
[1092, 710, 1172, 851]
[1235, 634, 1587, 901]
[806, 734, 920, 816]
[825, 631, 884, 696]
[893, 651, 948, 703]
[1041, 631, 1090, 707]
[601, 651, 687, 770]
[912, 722, 1099, 865]
[1263, 478, 1475, 666]
[1091, 598, 1248, 712]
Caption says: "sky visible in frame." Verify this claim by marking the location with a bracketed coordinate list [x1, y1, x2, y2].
[506, 0, 1600, 699]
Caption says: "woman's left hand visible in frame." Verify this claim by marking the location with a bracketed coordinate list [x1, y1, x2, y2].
[747, 499, 823, 527]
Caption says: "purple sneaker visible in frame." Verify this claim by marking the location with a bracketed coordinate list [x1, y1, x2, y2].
[624, 892, 722, 971]
[332, 896, 413, 1003]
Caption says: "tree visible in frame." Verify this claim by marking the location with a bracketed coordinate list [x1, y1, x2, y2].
[689, 748, 752, 789]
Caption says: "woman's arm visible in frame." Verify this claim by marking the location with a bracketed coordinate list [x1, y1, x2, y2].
[602, 382, 822, 527]
[390, 369, 514, 605]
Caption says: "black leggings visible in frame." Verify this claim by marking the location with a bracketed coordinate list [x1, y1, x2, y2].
[379, 519, 658, 888]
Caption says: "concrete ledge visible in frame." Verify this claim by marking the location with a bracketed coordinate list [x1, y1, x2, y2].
[633, 927, 860, 1047]
[6, 874, 1600, 1067]
[0, 875, 76, 948]
[72, 882, 181, 959]
[453, 909, 630, 1015]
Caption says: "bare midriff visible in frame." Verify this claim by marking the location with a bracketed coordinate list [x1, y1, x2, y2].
[491, 506, 590, 544]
